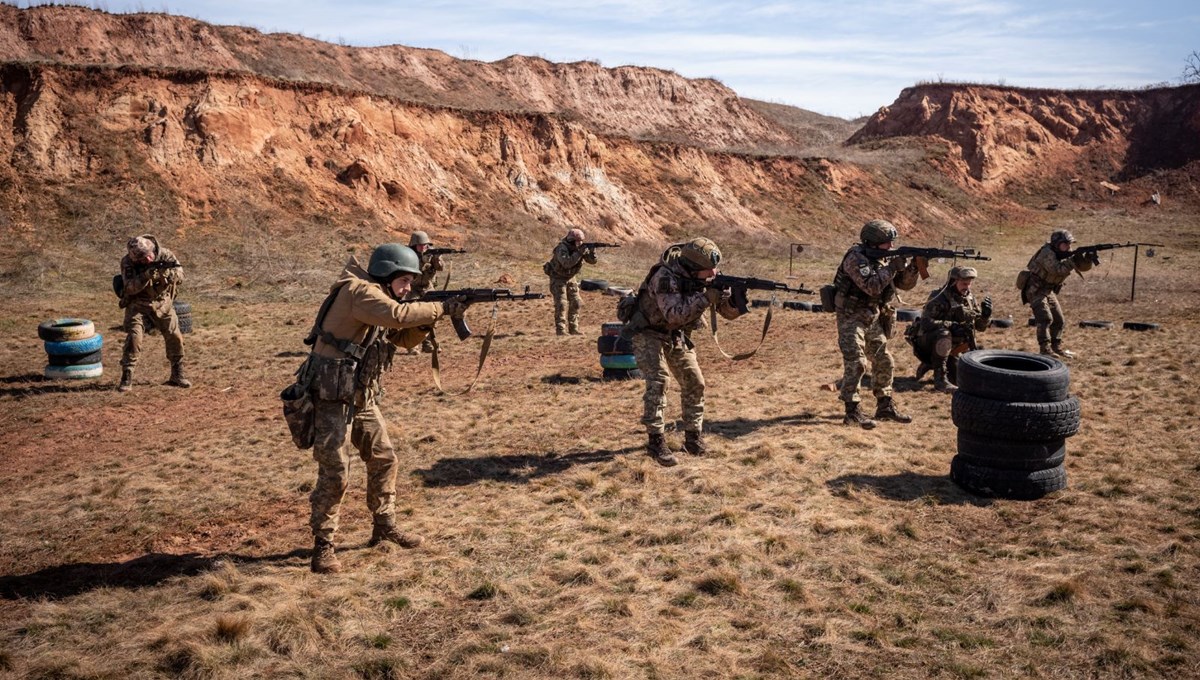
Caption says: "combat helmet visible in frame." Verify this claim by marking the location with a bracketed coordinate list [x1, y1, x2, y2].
[664, 237, 722, 271]
[860, 219, 899, 246]
[948, 266, 978, 281]
[367, 243, 422, 282]
[409, 231, 432, 247]
[1050, 229, 1075, 246]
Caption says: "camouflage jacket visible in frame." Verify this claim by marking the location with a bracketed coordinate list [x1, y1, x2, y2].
[412, 251, 444, 294]
[918, 286, 988, 339]
[119, 234, 182, 316]
[1023, 244, 1092, 298]
[834, 244, 919, 314]
[545, 239, 597, 281]
[633, 261, 741, 342]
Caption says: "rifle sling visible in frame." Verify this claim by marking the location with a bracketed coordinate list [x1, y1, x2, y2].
[304, 283, 370, 360]
[430, 305, 497, 395]
[708, 295, 774, 361]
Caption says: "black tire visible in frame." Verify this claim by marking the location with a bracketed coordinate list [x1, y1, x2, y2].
[580, 279, 609, 292]
[750, 299, 772, 309]
[173, 301, 192, 315]
[1123, 322, 1160, 332]
[178, 314, 194, 335]
[956, 431, 1066, 471]
[955, 349, 1070, 403]
[597, 335, 635, 355]
[950, 456, 1067, 500]
[896, 309, 920, 322]
[951, 391, 1081, 441]
[988, 318, 1014, 329]
[46, 348, 104, 367]
[782, 301, 802, 311]
[1079, 320, 1113, 329]
[602, 368, 642, 381]
[600, 322, 624, 337]
[38, 318, 96, 342]
[810, 303, 823, 312]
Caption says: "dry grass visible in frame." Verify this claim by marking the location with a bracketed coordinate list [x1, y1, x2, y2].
[1, 208, 1199, 678]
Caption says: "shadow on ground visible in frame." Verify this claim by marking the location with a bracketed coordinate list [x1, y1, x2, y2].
[826, 472, 993, 506]
[706, 412, 841, 438]
[0, 549, 310, 600]
[0, 372, 112, 399]
[415, 446, 640, 486]
[540, 373, 602, 386]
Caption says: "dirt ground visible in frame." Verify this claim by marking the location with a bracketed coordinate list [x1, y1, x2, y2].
[1, 211, 1198, 679]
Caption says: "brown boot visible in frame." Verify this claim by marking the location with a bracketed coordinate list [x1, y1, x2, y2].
[167, 361, 192, 388]
[568, 326, 583, 335]
[683, 430, 707, 456]
[932, 363, 957, 393]
[311, 538, 341, 574]
[875, 396, 913, 423]
[116, 368, 134, 393]
[369, 523, 424, 549]
[1039, 343, 1054, 356]
[1050, 341, 1076, 359]
[843, 401, 877, 430]
[914, 362, 930, 382]
[647, 432, 678, 467]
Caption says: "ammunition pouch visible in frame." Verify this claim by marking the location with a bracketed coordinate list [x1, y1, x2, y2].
[311, 355, 358, 404]
[819, 284, 837, 313]
[879, 305, 896, 340]
[280, 355, 318, 449]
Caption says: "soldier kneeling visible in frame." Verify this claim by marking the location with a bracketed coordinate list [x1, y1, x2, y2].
[909, 266, 992, 393]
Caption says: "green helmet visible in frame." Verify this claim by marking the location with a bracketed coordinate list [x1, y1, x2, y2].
[860, 219, 899, 246]
[665, 237, 722, 271]
[1050, 229, 1075, 246]
[409, 231, 432, 247]
[948, 266, 978, 281]
[367, 243, 421, 281]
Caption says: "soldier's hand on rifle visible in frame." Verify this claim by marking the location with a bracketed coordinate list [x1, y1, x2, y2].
[887, 256, 911, 273]
[441, 295, 471, 318]
[1088, 251, 1101, 267]
[704, 285, 726, 306]
[980, 295, 993, 319]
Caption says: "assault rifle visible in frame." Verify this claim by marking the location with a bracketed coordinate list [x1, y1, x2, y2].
[861, 246, 990, 279]
[426, 247, 467, 257]
[1056, 241, 1165, 263]
[134, 261, 183, 271]
[581, 242, 621, 252]
[706, 274, 815, 314]
[421, 287, 545, 340]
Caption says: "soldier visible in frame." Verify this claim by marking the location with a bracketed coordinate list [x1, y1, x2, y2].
[621, 238, 742, 466]
[1020, 229, 1095, 357]
[408, 231, 443, 353]
[116, 234, 190, 392]
[833, 219, 921, 429]
[300, 243, 468, 573]
[910, 266, 992, 392]
[544, 228, 597, 335]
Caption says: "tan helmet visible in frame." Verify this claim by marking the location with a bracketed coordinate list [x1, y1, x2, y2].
[1050, 229, 1075, 246]
[948, 266, 978, 281]
[409, 231, 432, 247]
[664, 237, 722, 271]
[860, 219, 899, 246]
[127, 235, 154, 259]
[566, 228, 585, 242]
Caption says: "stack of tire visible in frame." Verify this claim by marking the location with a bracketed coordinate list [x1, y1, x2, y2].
[950, 349, 1078, 500]
[40, 318, 103, 380]
[597, 322, 641, 380]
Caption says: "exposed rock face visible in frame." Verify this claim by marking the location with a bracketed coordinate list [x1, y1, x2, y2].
[849, 84, 1200, 189]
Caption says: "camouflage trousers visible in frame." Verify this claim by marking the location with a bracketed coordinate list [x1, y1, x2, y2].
[120, 303, 184, 368]
[310, 398, 398, 542]
[632, 332, 705, 435]
[1029, 292, 1065, 346]
[837, 308, 894, 402]
[549, 277, 582, 332]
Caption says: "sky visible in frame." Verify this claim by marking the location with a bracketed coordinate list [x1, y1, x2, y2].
[41, 0, 1200, 119]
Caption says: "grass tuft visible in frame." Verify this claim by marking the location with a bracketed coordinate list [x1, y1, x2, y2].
[213, 615, 252, 643]
[694, 571, 742, 596]
[466, 582, 499, 600]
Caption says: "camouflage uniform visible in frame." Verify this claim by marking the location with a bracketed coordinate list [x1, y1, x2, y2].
[118, 234, 187, 387]
[302, 256, 444, 545]
[1022, 242, 1094, 354]
[410, 251, 443, 297]
[545, 238, 596, 334]
[834, 244, 920, 404]
[913, 282, 988, 389]
[626, 259, 740, 437]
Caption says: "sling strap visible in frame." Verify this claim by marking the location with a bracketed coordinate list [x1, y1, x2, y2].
[430, 304, 498, 396]
[708, 294, 775, 361]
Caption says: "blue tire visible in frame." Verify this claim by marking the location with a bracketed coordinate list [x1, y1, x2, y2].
[600, 354, 638, 370]
[44, 333, 104, 356]
[44, 362, 104, 380]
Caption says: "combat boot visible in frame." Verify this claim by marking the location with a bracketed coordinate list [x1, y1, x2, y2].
[167, 361, 192, 388]
[843, 401, 877, 430]
[116, 368, 134, 393]
[568, 325, 583, 336]
[647, 432, 678, 467]
[556, 326, 566, 337]
[875, 396, 913, 424]
[683, 430, 707, 456]
[932, 365, 957, 393]
[311, 538, 341, 574]
[369, 523, 424, 549]
[1039, 343, 1054, 356]
[1050, 341, 1076, 359]
[914, 362, 930, 382]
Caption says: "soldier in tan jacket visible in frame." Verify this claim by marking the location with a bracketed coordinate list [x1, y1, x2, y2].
[1020, 229, 1096, 357]
[300, 243, 468, 574]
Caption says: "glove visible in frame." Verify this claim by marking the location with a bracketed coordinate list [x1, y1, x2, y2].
[704, 286, 725, 306]
[441, 296, 470, 318]
[980, 295, 993, 319]
[1088, 251, 1101, 267]
[887, 256, 910, 273]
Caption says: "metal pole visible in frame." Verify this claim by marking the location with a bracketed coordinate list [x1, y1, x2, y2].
[1130, 245, 1139, 302]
